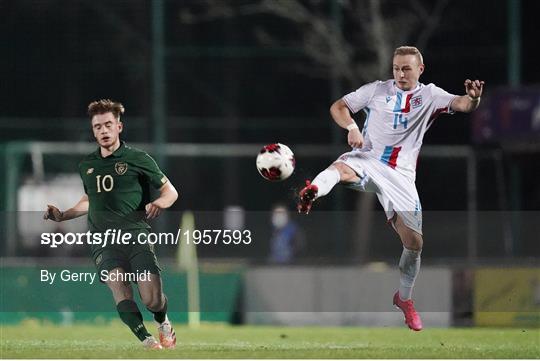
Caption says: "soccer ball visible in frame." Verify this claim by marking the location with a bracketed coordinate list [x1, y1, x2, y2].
[256, 143, 295, 181]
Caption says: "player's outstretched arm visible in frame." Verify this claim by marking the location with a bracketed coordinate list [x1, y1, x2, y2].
[450, 79, 485, 113]
[145, 182, 178, 219]
[330, 99, 364, 148]
[43, 195, 89, 222]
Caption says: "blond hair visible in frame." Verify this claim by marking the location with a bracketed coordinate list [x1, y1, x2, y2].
[87, 99, 125, 121]
[394, 46, 424, 65]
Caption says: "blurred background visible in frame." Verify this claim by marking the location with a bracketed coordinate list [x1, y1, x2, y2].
[1, 0, 538, 329]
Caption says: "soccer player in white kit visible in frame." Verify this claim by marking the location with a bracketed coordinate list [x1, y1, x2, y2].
[297, 46, 484, 331]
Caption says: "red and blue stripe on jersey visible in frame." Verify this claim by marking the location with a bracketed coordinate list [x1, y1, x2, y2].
[380, 145, 402, 169]
[393, 92, 413, 114]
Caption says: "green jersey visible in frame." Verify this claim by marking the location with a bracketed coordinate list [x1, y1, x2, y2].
[78, 142, 168, 232]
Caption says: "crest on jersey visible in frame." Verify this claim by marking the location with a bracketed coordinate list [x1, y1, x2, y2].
[86, 168, 94, 175]
[411, 95, 423, 109]
[115, 162, 128, 175]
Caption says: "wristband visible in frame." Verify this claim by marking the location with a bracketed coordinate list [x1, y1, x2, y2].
[467, 95, 481, 102]
[346, 122, 359, 131]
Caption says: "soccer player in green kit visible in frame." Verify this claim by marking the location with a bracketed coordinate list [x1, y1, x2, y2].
[44, 99, 178, 349]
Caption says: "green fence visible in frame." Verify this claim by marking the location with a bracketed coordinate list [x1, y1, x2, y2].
[0, 266, 242, 324]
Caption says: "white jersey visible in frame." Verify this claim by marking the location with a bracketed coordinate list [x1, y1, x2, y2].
[343, 80, 457, 181]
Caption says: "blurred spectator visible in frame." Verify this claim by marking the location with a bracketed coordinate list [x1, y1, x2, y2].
[268, 204, 305, 264]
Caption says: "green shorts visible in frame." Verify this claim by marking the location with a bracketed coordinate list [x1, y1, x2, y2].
[91, 229, 161, 282]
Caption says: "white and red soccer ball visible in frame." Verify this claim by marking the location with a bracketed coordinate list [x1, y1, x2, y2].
[256, 143, 295, 181]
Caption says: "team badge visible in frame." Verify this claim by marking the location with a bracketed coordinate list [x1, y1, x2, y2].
[86, 168, 94, 175]
[386, 96, 392, 103]
[411, 95, 423, 109]
[115, 162, 128, 175]
[95, 254, 103, 266]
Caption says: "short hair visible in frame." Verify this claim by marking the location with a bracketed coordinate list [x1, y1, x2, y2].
[393, 46, 424, 65]
[87, 99, 125, 121]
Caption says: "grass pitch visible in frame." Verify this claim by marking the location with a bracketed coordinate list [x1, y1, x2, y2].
[1, 322, 538, 359]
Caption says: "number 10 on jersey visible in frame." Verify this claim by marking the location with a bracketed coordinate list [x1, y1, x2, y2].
[96, 175, 114, 192]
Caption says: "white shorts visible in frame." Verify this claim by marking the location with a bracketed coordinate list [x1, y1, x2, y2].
[335, 150, 423, 234]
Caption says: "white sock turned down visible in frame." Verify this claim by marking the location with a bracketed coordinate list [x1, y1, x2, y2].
[311, 167, 341, 198]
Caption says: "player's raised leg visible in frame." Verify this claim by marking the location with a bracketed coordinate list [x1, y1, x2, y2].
[105, 268, 161, 348]
[390, 215, 423, 331]
[298, 162, 360, 214]
[138, 274, 176, 349]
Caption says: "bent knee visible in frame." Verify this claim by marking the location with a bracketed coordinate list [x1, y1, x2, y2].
[402, 232, 423, 251]
[143, 293, 164, 311]
[393, 216, 423, 250]
[106, 281, 133, 302]
[331, 163, 359, 183]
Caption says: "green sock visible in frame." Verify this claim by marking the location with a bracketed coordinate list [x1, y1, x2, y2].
[148, 296, 168, 324]
[116, 300, 151, 341]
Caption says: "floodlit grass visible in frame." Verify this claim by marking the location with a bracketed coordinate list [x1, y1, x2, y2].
[1, 322, 538, 358]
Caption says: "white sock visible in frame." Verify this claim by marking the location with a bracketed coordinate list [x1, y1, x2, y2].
[156, 314, 169, 326]
[312, 167, 341, 198]
[398, 247, 421, 300]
